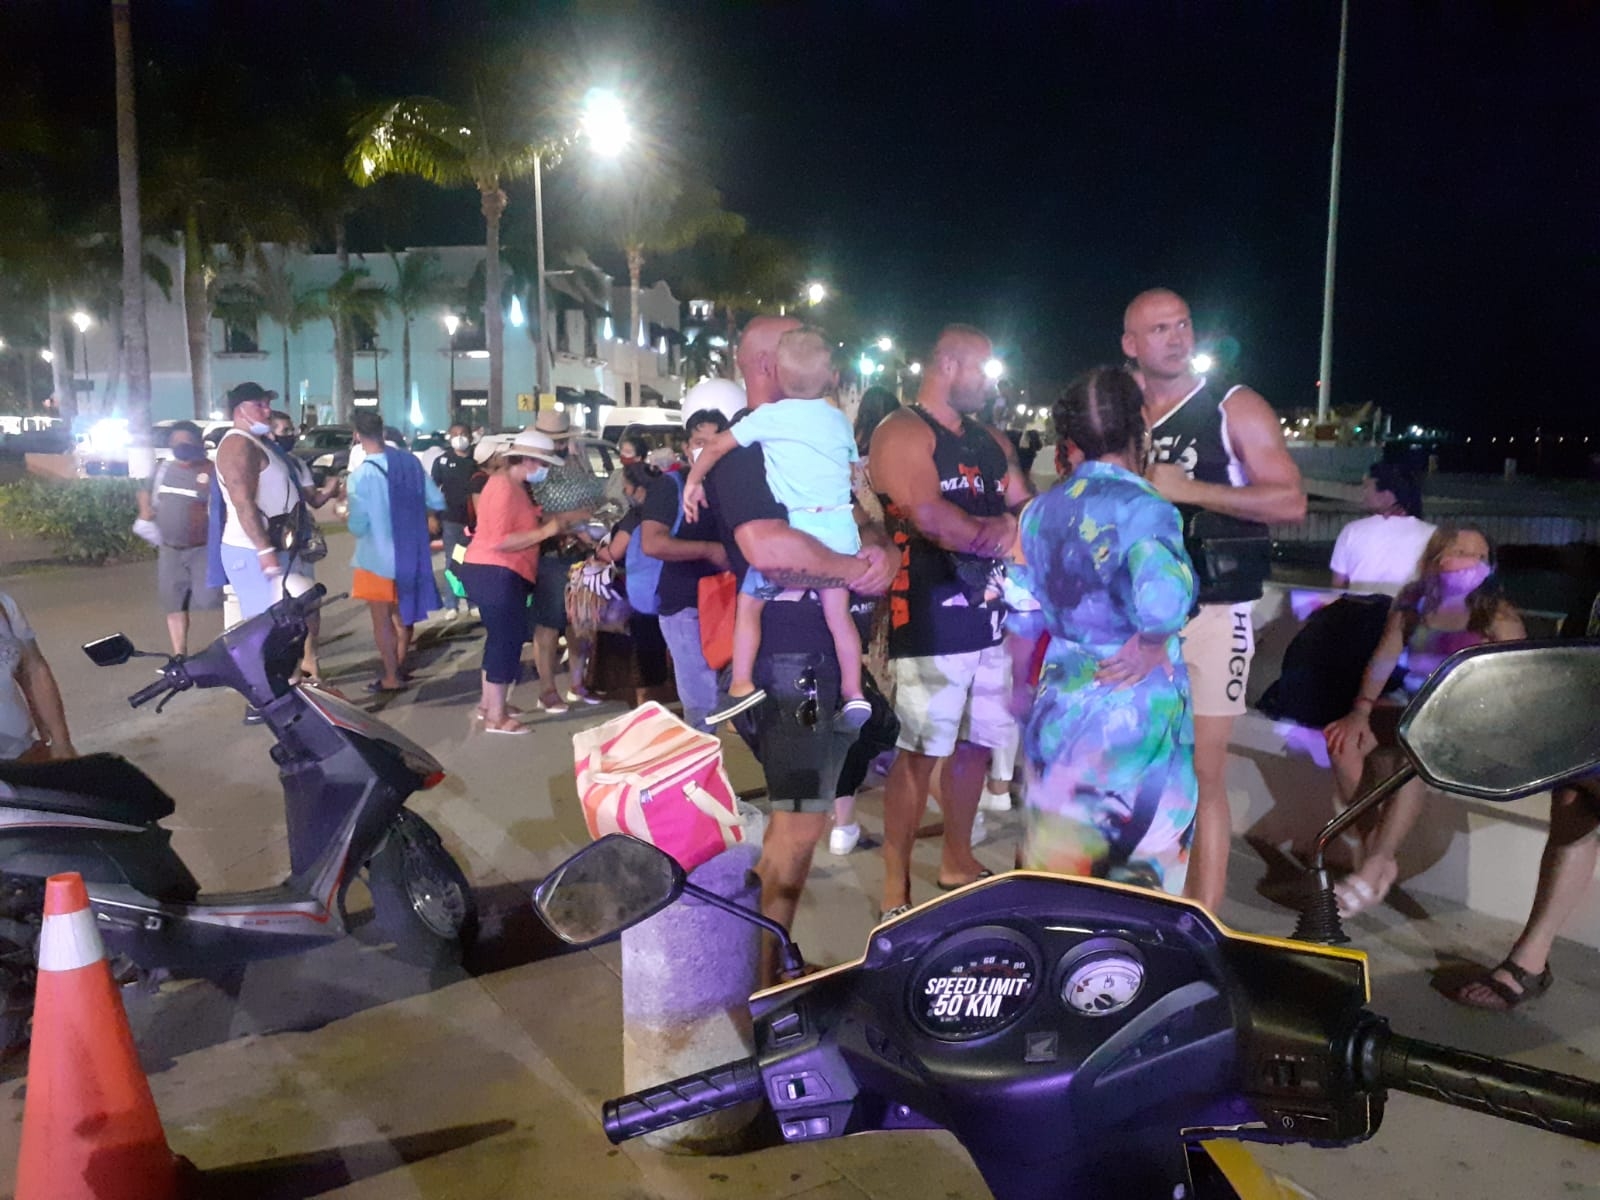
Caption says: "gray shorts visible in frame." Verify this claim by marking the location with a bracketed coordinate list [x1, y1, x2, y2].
[158, 545, 222, 614]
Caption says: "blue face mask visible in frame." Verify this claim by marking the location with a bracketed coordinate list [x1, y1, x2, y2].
[528, 466, 550, 486]
[171, 441, 205, 463]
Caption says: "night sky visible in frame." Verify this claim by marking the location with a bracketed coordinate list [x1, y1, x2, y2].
[6, 0, 1598, 436]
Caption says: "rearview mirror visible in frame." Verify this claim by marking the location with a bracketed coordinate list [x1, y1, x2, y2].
[1401, 640, 1600, 800]
[533, 834, 685, 947]
[82, 634, 136, 667]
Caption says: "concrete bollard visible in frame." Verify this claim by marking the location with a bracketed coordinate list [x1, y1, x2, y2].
[621, 842, 763, 1153]
[1505, 457, 1518, 481]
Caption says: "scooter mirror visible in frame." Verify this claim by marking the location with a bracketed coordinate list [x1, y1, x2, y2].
[1400, 639, 1600, 801]
[82, 633, 136, 667]
[534, 834, 686, 947]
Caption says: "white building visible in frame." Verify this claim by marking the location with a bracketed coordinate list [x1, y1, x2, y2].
[70, 243, 685, 433]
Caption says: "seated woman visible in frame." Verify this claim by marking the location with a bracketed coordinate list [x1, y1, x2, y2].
[1009, 366, 1198, 896]
[1323, 524, 1526, 917]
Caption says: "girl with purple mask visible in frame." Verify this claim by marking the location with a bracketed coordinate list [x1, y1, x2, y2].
[1323, 525, 1526, 918]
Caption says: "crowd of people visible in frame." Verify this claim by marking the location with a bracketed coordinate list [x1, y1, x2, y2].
[3, 287, 1598, 1013]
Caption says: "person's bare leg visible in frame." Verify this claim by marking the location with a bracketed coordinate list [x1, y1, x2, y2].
[822, 587, 864, 700]
[1456, 785, 1600, 1006]
[938, 740, 991, 886]
[567, 634, 592, 698]
[369, 601, 403, 687]
[394, 614, 412, 674]
[833, 793, 856, 828]
[165, 612, 188, 658]
[882, 750, 940, 913]
[1184, 715, 1235, 913]
[1342, 771, 1425, 901]
[481, 675, 512, 724]
[300, 610, 322, 680]
[532, 625, 562, 701]
[729, 594, 764, 697]
[755, 810, 829, 985]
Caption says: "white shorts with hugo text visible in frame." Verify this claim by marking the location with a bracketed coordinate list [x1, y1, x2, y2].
[893, 642, 1015, 759]
[1180, 601, 1256, 718]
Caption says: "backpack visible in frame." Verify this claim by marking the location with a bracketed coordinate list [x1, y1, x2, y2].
[624, 473, 683, 617]
[152, 459, 211, 549]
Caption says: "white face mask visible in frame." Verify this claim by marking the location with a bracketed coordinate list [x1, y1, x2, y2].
[248, 421, 271, 437]
[689, 446, 704, 463]
[450, 436, 470, 453]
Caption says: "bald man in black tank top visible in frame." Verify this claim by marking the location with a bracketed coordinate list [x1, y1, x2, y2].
[870, 325, 1034, 920]
[1123, 289, 1306, 914]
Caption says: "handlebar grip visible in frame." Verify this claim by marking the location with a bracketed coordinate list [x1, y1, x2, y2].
[601, 1058, 764, 1145]
[1377, 1032, 1600, 1142]
[128, 679, 170, 708]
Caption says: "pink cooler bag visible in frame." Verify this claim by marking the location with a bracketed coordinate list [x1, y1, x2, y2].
[574, 702, 747, 872]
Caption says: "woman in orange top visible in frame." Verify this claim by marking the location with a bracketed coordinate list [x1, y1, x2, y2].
[458, 432, 582, 733]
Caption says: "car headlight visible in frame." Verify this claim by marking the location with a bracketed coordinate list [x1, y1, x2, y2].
[313, 453, 334, 468]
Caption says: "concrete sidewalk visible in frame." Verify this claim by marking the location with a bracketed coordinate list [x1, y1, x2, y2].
[0, 542, 1597, 1198]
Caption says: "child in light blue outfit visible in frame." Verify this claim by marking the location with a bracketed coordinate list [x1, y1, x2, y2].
[682, 327, 870, 729]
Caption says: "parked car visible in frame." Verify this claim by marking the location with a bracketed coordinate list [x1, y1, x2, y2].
[292, 425, 355, 486]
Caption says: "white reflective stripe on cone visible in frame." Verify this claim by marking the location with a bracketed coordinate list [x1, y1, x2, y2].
[37, 905, 106, 971]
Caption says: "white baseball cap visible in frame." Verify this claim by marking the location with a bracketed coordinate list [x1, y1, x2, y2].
[683, 377, 748, 425]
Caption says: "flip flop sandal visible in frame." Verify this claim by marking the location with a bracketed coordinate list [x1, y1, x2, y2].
[937, 868, 996, 892]
[483, 717, 531, 736]
[1449, 959, 1554, 1011]
[877, 902, 915, 923]
[364, 679, 411, 695]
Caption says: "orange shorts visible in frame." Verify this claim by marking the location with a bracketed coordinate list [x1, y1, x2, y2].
[351, 568, 398, 604]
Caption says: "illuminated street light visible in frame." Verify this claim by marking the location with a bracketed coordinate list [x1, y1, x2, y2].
[71, 311, 92, 334]
[858, 354, 875, 377]
[806, 282, 827, 305]
[876, 336, 893, 353]
[508, 295, 525, 328]
[983, 358, 1004, 381]
[908, 361, 922, 375]
[581, 88, 631, 159]
[39, 349, 53, 363]
[443, 314, 461, 411]
[1191, 352, 1215, 374]
[443, 313, 460, 338]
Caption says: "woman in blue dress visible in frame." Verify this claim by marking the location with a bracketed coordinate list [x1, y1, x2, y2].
[1008, 367, 1199, 895]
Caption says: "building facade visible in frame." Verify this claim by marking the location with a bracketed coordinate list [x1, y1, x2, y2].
[71, 244, 685, 433]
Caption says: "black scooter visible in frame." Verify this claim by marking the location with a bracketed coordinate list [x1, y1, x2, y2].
[0, 585, 476, 1051]
[535, 639, 1600, 1200]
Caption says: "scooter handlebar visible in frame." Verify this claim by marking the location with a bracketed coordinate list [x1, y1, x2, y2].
[128, 678, 172, 708]
[1370, 1029, 1600, 1142]
[601, 1057, 764, 1145]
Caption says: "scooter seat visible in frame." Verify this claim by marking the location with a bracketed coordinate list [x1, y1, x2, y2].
[0, 752, 176, 826]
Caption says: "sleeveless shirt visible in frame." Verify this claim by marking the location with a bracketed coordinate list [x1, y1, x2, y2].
[879, 406, 1009, 659]
[218, 428, 297, 548]
[1148, 377, 1246, 487]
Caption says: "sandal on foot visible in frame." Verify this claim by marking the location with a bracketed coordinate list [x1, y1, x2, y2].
[937, 868, 996, 892]
[1449, 959, 1554, 1011]
[475, 703, 525, 721]
[364, 679, 411, 695]
[483, 716, 531, 736]
[877, 902, 915, 923]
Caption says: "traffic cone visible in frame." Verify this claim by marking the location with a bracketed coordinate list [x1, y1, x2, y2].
[15, 872, 187, 1200]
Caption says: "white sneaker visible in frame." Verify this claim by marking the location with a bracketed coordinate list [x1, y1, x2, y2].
[828, 822, 861, 856]
[979, 786, 1013, 813]
[971, 810, 989, 847]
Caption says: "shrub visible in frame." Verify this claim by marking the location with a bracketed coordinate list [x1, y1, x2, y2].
[0, 476, 155, 565]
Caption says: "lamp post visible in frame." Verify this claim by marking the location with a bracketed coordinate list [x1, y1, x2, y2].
[71, 311, 92, 406]
[530, 89, 632, 412]
[443, 313, 460, 425]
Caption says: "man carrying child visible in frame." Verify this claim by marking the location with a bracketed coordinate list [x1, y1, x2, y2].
[682, 326, 871, 730]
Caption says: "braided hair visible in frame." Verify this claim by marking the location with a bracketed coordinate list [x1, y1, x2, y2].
[1052, 366, 1147, 465]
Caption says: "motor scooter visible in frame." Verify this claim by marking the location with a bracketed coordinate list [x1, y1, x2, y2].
[534, 639, 1600, 1200]
[0, 585, 477, 1052]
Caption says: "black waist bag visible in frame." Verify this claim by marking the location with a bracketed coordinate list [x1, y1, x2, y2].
[1184, 509, 1273, 605]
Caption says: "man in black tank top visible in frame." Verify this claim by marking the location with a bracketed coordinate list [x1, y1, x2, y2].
[869, 325, 1034, 920]
[1123, 289, 1307, 914]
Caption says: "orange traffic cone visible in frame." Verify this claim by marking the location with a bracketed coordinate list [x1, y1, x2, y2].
[15, 872, 187, 1200]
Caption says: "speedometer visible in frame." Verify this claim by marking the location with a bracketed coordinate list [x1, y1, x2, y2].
[910, 927, 1040, 1041]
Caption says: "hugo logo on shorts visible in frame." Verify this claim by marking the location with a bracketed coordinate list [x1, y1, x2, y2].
[1226, 609, 1251, 702]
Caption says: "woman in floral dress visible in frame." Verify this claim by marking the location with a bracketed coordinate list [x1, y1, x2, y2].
[1009, 366, 1198, 895]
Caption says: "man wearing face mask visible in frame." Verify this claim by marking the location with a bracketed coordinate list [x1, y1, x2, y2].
[137, 421, 222, 655]
[269, 411, 339, 683]
[433, 423, 477, 615]
[215, 382, 314, 621]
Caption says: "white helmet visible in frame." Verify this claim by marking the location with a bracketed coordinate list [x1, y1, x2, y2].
[683, 377, 748, 425]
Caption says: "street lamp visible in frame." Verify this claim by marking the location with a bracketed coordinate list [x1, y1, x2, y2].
[531, 87, 632, 406]
[1191, 352, 1215, 374]
[443, 314, 460, 420]
[71, 311, 92, 396]
[40, 349, 53, 363]
[983, 358, 1005, 381]
[876, 336, 893, 353]
[806, 282, 827, 306]
[908, 361, 922, 376]
[857, 353, 875, 378]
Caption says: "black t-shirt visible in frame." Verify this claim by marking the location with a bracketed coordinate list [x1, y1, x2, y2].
[705, 444, 833, 655]
[613, 507, 642, 540]
[640, 470, 722, 617]
[432, 450, 478, 525]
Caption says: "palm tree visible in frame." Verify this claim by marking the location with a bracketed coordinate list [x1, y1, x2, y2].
[388, 249, 450, 416]
[112, 0, 155, 476]
[683, 231, 806, 360]
[585, 176, 743, 405]
[348, 73, 559, 428]
[250, 245, 327, 410]
[318, 268, 393, 417]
